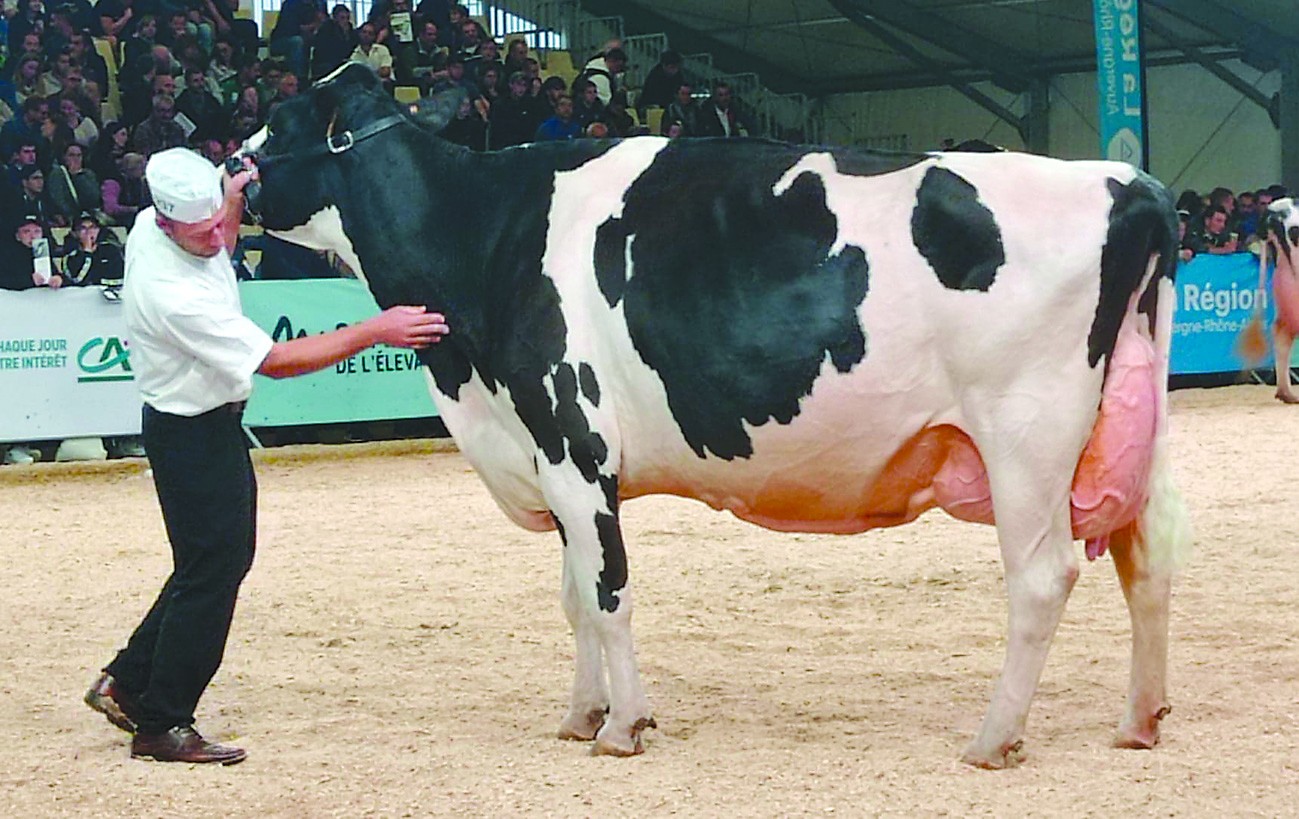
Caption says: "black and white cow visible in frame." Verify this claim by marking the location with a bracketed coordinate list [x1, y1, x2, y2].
[245, 64, 1191, 768]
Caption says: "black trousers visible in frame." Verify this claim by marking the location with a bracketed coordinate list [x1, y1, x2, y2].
[105, 402, 256, 733]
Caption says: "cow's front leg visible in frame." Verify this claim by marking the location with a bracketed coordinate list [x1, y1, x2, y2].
[542, 468, 654, 756]
[556, 543, 609, 741]
[962, 433, 1083, 769]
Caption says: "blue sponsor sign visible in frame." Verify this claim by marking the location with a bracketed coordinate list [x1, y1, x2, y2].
[1093, 0, 1147, 168]
[1170, 253, 1288, 375]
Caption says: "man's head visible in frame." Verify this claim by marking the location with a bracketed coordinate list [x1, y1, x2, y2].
[19, 165, 44, 196]
[15, 216, 43, 247]
[542, 75, 565, 101]
[358, 21, 377, 45]
[507, 71, 527, 98]
[331, 4, 350, 25]
[59, 67, 84, 94]
[479, 39, 499, 62]
[278, 72, 299, 97]
[1237, 190, 1257, 216]
[167, 10, 188, 39]
[186, 67, 207, 92]
[660, 50, 682, 74]
[213, 39, 234, 65]
[1205, 205, 1230, 235]
[675, 83, 692, 106]
[418, 21, 438, 48]
[580, 79, 597, 105]
[460, 19, 481, 45]
[147, 147, 228, 258]
[21, 32, 41, 55]
[22, 96, 48, 126]
[75, 212, 100, 245]
[713, 82, 732, 110]
[446, 55, 464, 80]
[555, 94, 573, 121]
[153, 72, 177, 97]
[62, 142, 84, 170]
[151, 92, 176, 120]
[507, 38, 528, 61]
[14, 141, 39, 167]
[604, 48, 627, 74]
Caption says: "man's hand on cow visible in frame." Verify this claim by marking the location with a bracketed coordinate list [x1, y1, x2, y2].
[221, 157, 259, 201]
[367, 305, 450, 348]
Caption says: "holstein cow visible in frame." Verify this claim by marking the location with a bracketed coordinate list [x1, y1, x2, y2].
[243, 64, 1191, 768]
[1262, 199, 1299, 403]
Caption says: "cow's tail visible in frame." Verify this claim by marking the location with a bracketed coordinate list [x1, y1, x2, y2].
[1131, 173, 1193, 571]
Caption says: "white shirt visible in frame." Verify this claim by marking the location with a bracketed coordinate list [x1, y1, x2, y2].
[351, 44, 394, 75]
[123, 208, 273, 416]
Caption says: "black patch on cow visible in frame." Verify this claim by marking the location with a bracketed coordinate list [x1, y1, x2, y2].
[594, 511, 627, 612]
[591, 140, 872, 460]
[1090, 175, 1178, 368]
[598, 474, 618, 513]
[910, 166, 1005, 291]
[553, 514, 567, 545]
[824, 145, 929, 178]
[579, 362, 600, 406]
[551, 361, 608, 481]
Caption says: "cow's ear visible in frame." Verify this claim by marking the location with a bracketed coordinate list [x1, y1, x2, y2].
[408, 88, 466, 134]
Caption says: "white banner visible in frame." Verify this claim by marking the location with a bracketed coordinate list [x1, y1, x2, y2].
[0, 287, 143, 441]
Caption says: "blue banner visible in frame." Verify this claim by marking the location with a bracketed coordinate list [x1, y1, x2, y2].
[1170, 253, 1290, 375]
[1093, 0, 1147, 168]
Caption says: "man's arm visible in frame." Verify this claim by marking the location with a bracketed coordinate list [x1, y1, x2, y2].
[258, 305, 449, 379]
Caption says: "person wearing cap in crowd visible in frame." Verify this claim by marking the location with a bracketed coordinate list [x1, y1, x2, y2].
[83, 147, 450, 764]
[487, 69, 538, 149]
[0, 212, 60, 291]
[4, 163, 53, 232]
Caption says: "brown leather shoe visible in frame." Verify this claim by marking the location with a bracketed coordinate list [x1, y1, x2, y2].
[84, 672, 139, 734]
[131, 726, 247, 765]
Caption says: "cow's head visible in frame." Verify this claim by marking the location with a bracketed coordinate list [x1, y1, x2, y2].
[1266, 198, 1299, 267]
[241, 62, 411, 240]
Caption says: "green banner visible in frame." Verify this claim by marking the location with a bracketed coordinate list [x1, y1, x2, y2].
[239, 279, 438, 426]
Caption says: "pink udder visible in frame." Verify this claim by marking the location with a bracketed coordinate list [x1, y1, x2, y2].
[931, 320, 1158, 557]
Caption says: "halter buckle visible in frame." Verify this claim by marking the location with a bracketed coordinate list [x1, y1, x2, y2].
[327, 131, 355, 154]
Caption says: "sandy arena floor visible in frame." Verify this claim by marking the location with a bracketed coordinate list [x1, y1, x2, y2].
[1, 384, 1297, 816]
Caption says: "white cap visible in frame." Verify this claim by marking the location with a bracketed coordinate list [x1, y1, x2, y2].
[146, 148, 223, 224]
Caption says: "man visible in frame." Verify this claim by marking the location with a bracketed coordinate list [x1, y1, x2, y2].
[350, 21, 394, 86]
[488, 70, 538, 149]
[83, 148, 448, 764]
[176, 67, 224, 141]
[663, 81, 699, 136]
[1187, 205, 1238, 256]
[577, 46, 626, 106]
[395, 19, 448, 94]
[636, 49, 683, 118]
[131, 93, 186, 156]
[4, 164, 52, 231]
[534, 93, 580, 141]
[0, 213, 60, 291]
[695, 81, 749, 138]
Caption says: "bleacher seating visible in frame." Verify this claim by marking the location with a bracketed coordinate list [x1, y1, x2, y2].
[644, 106, 664, 135]
[394, 86, 421, 104]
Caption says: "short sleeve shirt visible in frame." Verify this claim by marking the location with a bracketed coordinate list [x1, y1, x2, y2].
[122, 207, 274, 416]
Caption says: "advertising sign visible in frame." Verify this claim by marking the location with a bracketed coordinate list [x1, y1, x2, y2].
[1093, 0, 1147, 168]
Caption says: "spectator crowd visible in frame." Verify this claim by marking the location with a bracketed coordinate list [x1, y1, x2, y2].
[1175, 184, 1290, 263]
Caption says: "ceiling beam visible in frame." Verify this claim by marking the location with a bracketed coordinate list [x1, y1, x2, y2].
[1144, 10, 1278, 127]
[828, 0, 1035, 93]
[827, 2, 1029, 141]
[1143, 0, 1299, 73]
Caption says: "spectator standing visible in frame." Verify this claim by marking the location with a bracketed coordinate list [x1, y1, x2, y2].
[270, 0, 324, 80]
[311, 4, 359, 80]
[696, 82, 748, 137]
[577, 46, 626, 106]
[1234, 189, 1261, 239]
[637, 50, 683, 118]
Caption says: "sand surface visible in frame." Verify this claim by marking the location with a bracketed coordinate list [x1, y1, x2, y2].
[2, 384, 1297, 816]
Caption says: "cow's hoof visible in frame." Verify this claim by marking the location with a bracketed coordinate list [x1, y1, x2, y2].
[960, 739, 1026, 770]
[590, 717, 656, 757]
[557, 707, 607, 741]
[1276, 391, 1299, 405]
[1114, 705, 1170, 750]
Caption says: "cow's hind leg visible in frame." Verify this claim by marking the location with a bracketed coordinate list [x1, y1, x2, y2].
[960, 414, 1085, 769]
[1274, 323, 1298, 403]
[1108, 525, 1173, 748]
[542, 470, 654, 756]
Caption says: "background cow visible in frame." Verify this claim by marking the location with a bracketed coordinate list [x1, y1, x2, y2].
[243, 64, 1191, 768]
